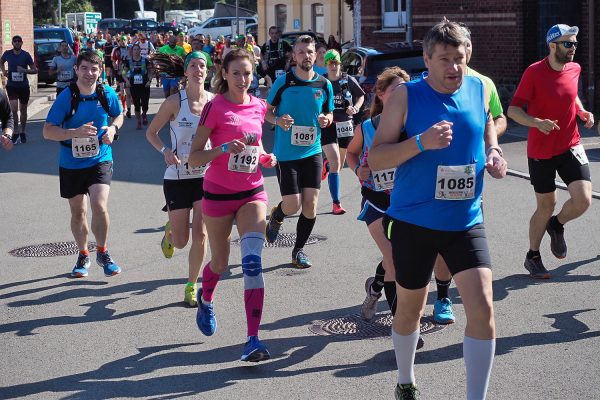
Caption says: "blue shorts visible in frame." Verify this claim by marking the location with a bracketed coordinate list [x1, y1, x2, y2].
[357, 197, 386, 226]
[162, 77, 180, 93]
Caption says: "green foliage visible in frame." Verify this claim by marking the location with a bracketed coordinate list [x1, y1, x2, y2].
[33, 0, 94, 24]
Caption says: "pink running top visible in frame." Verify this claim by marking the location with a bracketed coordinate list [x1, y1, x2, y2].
[199, 93, 267, 192]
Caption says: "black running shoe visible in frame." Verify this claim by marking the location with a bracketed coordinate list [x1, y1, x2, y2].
[546, 217, 567, 259]
[20, 133, 27, 144]
[395, 383, 420, 400]
[524, 255, 550, 279]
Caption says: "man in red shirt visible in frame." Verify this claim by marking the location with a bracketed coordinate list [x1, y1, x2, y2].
[508, 24, 596, 279]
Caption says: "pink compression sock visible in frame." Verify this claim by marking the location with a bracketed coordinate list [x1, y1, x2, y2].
[201, 263, 220, 302]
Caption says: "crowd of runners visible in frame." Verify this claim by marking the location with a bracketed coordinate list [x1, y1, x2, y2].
[0, 16, 596, 400]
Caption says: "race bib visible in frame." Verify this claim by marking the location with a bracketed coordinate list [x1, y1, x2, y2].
[58, 70, 73, 81]
[227, 145, 259, 173]
[177, 153, 208, 177]
[133, 74, 143, 85]
[570, 144, 589, 165]
[11, 72, 23, 82]
[72, 136, 100, 158]
[435, 164, 476, 200]
[275, 69, 285, 79]
[291, 125, 317, 146]
[372, 168, 395, 192]
[335, 120, 354, 138]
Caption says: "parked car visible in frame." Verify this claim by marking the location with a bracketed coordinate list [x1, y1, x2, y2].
[97, 18, 130, 36]
[127, 18, 160, 35]
[341, 45, 426, 107]
[187, 16, 257, 39]
[34, 39, 65, 85]
[280, 31, 325, 46]
[34, 27, 74, 47]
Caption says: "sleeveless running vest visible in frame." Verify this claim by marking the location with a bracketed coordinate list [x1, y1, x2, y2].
[386, 75, 487, 231]
[360, 116, 378, 191]
[164, 89, 215, 180]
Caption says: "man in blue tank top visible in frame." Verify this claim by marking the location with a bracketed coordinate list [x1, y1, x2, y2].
[369, 19, 507, 400]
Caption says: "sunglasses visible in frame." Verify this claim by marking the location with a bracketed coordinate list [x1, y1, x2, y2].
[555, 41, 578, 49]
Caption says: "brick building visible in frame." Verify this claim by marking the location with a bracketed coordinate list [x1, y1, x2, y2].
[0, 1, 35, 88]
[358, 0, 600, 111]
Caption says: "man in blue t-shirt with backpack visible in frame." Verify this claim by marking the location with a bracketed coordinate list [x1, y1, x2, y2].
[43, 50, 124, 279]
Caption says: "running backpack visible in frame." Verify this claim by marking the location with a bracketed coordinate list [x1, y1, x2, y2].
[64, 81, 111, 122]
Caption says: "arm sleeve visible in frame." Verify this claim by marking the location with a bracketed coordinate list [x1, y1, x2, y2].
[49, 56, 57, 69]
[27, 53, 34, 67]
[324, 80, 335, 114]
[198, 98, 218, 130]
[0, 89, 14, 131]
[510, 67, 534, 108]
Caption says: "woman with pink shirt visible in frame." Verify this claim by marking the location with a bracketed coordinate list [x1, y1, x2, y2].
[189, 48, 276, 363]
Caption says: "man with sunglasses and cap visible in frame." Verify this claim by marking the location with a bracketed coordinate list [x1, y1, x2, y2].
[508, 24, 596, 279]
[1, 35, 37, 144]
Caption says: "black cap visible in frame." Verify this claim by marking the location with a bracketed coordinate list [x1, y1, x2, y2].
[12, 35, 22, 42]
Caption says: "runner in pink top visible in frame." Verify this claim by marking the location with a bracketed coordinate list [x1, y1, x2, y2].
[188, 47, 276, 363]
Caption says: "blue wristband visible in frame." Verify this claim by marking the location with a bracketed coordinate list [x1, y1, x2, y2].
[415, 134, 425, 152]
[220, 143, 228, 153]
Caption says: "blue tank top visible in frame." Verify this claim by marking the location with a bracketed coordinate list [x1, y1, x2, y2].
[360, 116, 383, 192]
[386, 75, 486, 231]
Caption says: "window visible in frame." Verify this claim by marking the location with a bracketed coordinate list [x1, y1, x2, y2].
[275, 4, 287, 32]
[382, 0, 407, 29]
[312, 4, 325, 34]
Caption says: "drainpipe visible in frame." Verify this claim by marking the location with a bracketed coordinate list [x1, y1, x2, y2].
[353, 0, 361, 47]
[588, 0, 595, 111]
[339, 0, 343, 41]
[406, 0, 413, 43]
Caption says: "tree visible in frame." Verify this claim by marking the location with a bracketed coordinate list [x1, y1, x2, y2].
[33, 0, 94, 25]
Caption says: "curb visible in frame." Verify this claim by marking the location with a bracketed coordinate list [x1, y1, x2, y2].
[507, 168, 600, 200]
[28, 95, 54, 118]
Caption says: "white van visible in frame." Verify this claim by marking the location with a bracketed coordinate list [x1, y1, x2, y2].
[164, 10, 186, 25]
[187, 16, 257, 38]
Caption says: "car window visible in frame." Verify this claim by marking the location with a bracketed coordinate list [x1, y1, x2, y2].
[34, 30, 66, 41]
[367, 55, 426, 79]
[37, 42, 60, 56]
[341, 52, 362, 76]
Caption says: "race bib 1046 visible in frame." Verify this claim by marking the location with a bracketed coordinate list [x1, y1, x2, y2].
[72, 136, 100, 158]
[291, 125, 317, 146]
[435, 164, 476, 200]
[336, 120, 354, 138]
[228, 145, 259, 173]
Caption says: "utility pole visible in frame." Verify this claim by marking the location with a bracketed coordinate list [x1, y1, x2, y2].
[112, 0, 116, 18]
[58, 0, 62, 26]
[236, 0, 240, 36]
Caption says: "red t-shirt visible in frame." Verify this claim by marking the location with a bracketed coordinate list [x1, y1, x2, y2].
[510, 57, 581, 159]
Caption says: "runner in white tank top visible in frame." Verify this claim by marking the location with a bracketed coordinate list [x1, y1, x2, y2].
[146, 51, 214, 307]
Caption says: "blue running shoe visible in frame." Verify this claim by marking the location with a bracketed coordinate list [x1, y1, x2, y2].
[433, 298, 455, 324]
[241, 336, 270, 362]
[96, 251, 122, 277]
[196, 289, 217, 336]
[71, 253, 91, 278]
[265, 206, 283, 244]
[292, 248, 312, 269]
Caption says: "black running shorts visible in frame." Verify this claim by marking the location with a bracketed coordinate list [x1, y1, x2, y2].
[383, 215, 492, 289]
[528, 149, 591, 194]
[59, 161, 113, 199]
[276, 153, 322, 196]
[162, 178, 204, 211]
[6, 86, 30, 104]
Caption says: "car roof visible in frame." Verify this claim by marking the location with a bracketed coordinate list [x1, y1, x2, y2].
[34, 27, 70, 31]
[34, 38, 64, 43]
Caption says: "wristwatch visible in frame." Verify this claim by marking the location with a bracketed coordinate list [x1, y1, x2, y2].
[111, 124, 120, 141]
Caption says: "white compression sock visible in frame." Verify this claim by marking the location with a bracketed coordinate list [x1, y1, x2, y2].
[464, 336, 496, 400]
[392, 328, 419, 384]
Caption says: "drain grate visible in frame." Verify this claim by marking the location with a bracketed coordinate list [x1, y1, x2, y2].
[309, 312, 446, 340]
[231, 233, 327, 248]
[9, 242, 97, 257]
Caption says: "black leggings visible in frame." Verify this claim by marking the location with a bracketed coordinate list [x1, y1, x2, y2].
[130, 85, 150, 114]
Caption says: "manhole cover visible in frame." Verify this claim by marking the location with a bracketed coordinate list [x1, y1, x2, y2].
[309, 312, 446, 340]
[9, 242, 97, 257]
[231, 233, 327, 248]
